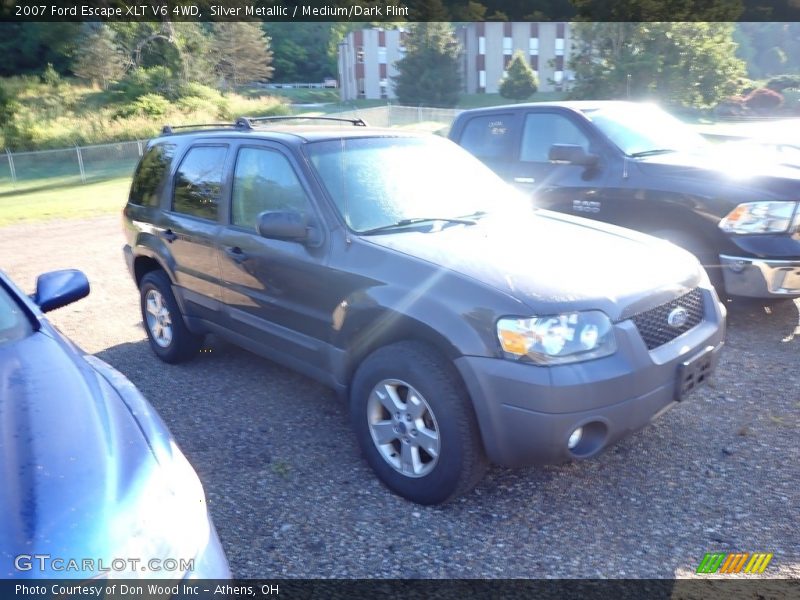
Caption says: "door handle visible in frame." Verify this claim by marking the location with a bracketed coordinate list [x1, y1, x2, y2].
[161, 229, 177, 243]
[513, 177, 536, 184]
[225, 246, 248, 263]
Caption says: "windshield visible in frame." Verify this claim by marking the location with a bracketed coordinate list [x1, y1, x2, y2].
[0, 283, 33, 346]
[584, 104, 710, 156]
[305, 136, 523, 233]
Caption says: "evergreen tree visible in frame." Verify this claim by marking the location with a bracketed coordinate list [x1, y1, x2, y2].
[72, 26, 128, 89]
[499, 50, 538, 101]
[392, 23, 461, 108]
[211, 22, 274, 88]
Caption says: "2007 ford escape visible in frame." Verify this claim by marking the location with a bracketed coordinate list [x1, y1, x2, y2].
[123, 117, 726, 504]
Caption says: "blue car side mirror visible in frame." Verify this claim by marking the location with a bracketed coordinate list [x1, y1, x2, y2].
[34, 269, 90, 313]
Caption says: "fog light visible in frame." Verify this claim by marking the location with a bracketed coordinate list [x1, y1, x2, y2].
[567, 427, 583, 450]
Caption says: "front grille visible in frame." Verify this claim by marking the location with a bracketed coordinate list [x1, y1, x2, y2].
[631, 288, 704, 350]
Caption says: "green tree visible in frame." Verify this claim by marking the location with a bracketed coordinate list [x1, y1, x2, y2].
[568, 23, 746, 108]
[392, 22, 461, 108]
[0, 23, 81, 76]
[265, 23, 339, 82]
[72, 26, 128, 89]
[211, 22, 274, 88]
[499, 50, 538, 101]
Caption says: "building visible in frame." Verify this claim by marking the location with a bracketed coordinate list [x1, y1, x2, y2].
[337, 23, 573, 101]
[456, 22, 573, 95]
[337, 28, 406, 101]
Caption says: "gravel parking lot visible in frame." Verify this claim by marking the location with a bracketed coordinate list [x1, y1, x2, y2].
[2, 214, 798, 578]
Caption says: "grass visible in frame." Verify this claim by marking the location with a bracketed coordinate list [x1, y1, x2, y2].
[0, 176, 132, 227]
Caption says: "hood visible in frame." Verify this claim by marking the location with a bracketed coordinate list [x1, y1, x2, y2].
[365, 210, 702, 321]
[635, 149, 800, 196]
[0, 329, 157, 578]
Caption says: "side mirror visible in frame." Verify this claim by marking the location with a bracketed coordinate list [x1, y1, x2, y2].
[257, 211, 322, 246]
[34, 269, 90, 313]
[549, 144, 599, 167]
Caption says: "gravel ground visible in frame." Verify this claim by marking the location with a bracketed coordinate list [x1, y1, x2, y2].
[1, 214, 798, 579]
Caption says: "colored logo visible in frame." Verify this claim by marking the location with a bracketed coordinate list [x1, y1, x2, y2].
[696, 552, 773, 574]
[667, 306, 689, 328]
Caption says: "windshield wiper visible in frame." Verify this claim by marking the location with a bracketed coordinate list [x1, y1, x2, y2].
[629, 148, 677, 158]
[359, 216, 478, 235]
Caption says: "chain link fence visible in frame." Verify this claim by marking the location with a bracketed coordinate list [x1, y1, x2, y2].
[0, 106, 462, 192]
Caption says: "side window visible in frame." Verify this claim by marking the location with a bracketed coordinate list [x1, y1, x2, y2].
[457, 114, 514, 161]
[129, 143, 176, 207]
[231, 147, 311, 229]
[172, 146, 228, 220]
[520, 113, 590, 162]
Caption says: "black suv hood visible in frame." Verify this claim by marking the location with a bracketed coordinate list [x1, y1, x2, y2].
[635, 149, 800, 197]
[366, 210, 701, 320]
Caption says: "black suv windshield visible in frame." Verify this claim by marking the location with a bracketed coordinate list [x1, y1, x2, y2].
[584, 104, 709, 157]
[0, 284, 32, 346]
[306, 136, 521, 233]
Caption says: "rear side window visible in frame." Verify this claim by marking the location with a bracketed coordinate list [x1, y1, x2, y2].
[172, 146, 228, 220]
[231, 148, 311, 229]
[457, 114, 514, 161]
[129, 144, 176, 207]
[520, 113, 590, 162]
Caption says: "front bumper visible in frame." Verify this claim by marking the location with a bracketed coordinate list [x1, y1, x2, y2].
[455, 288, 726, 467]
[719, 254, 800, 298]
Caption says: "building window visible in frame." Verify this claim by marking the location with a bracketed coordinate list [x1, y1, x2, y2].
[380, 79, 388, 99]
[479, 70, 486, 89]
[554, 70, 564, 84]
[529, 37, 539, 56]
[555, 38, 565, 56]
[378, 47, 387, 64]
[357, 78, 365, 99]
[356, 47, 365, 64]
[478, 36, 485, 55]
[503, 36, 512, 55]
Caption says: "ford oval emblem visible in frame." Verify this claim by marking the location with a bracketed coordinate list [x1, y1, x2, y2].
[667, 307, 689, 328]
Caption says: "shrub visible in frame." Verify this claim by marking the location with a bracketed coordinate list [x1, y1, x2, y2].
[766, 74, 800, 92]
[499, 51, 538, 101]
[742, 87, 784, 113]
[110, 67, 180, 102]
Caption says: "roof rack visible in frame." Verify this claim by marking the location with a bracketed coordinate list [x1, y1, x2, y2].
[235, 115, 368, 129]
[161, 123, 239, 135]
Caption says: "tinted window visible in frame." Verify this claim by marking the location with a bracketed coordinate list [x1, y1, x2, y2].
[520, 113, 590, 162]
[458, 114, 514, 161]
[231, 148, 311, 229]
[172, 146, 227, 220]
[129, 144, 176, 207]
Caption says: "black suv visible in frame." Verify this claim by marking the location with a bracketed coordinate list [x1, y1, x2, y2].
[449, 101, 800, 300]
[123, 117, 725, 504]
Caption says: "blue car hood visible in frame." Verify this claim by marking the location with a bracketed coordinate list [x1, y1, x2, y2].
[0, 328, 157, 578]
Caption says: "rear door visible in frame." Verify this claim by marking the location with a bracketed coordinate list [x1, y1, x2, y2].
[162, 143, 230, 320]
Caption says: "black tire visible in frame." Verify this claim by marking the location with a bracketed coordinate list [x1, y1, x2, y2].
[139, 270, 203, 364]
[350, 341, 488, 505]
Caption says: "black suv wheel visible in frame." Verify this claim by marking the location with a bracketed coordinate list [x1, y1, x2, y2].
[350, 342, 488, 504]
[139, 270, 203, 363]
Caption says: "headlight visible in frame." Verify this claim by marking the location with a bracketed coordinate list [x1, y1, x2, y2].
[719, 201, 798, 234]
[497, 311, 616, 365]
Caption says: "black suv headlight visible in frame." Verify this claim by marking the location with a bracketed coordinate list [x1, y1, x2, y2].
[719, 201, 799, 234]
[497, 311, 617, 365]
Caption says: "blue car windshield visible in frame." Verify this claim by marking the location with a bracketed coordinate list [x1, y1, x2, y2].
[305, 136, 525, 233]
[0, 284, 33, 346]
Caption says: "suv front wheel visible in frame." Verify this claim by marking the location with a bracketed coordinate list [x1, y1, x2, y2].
[139, 270, 203, 363]
[350, 341, 488, 504]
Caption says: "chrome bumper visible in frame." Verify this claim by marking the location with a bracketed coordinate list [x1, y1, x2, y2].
[719, 254, 800, 298]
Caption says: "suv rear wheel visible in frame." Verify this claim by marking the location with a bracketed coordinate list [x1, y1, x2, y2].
[140, 270, 203, 363]
[350, 341, 488, 504]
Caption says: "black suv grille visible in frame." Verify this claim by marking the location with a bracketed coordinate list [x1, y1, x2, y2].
[631, 288, 704, 350]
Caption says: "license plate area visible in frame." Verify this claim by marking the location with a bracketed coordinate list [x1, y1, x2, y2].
[676, 345, 715, 401]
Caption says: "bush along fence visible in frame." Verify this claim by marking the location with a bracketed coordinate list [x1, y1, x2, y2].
[0, 106, 463, 191]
